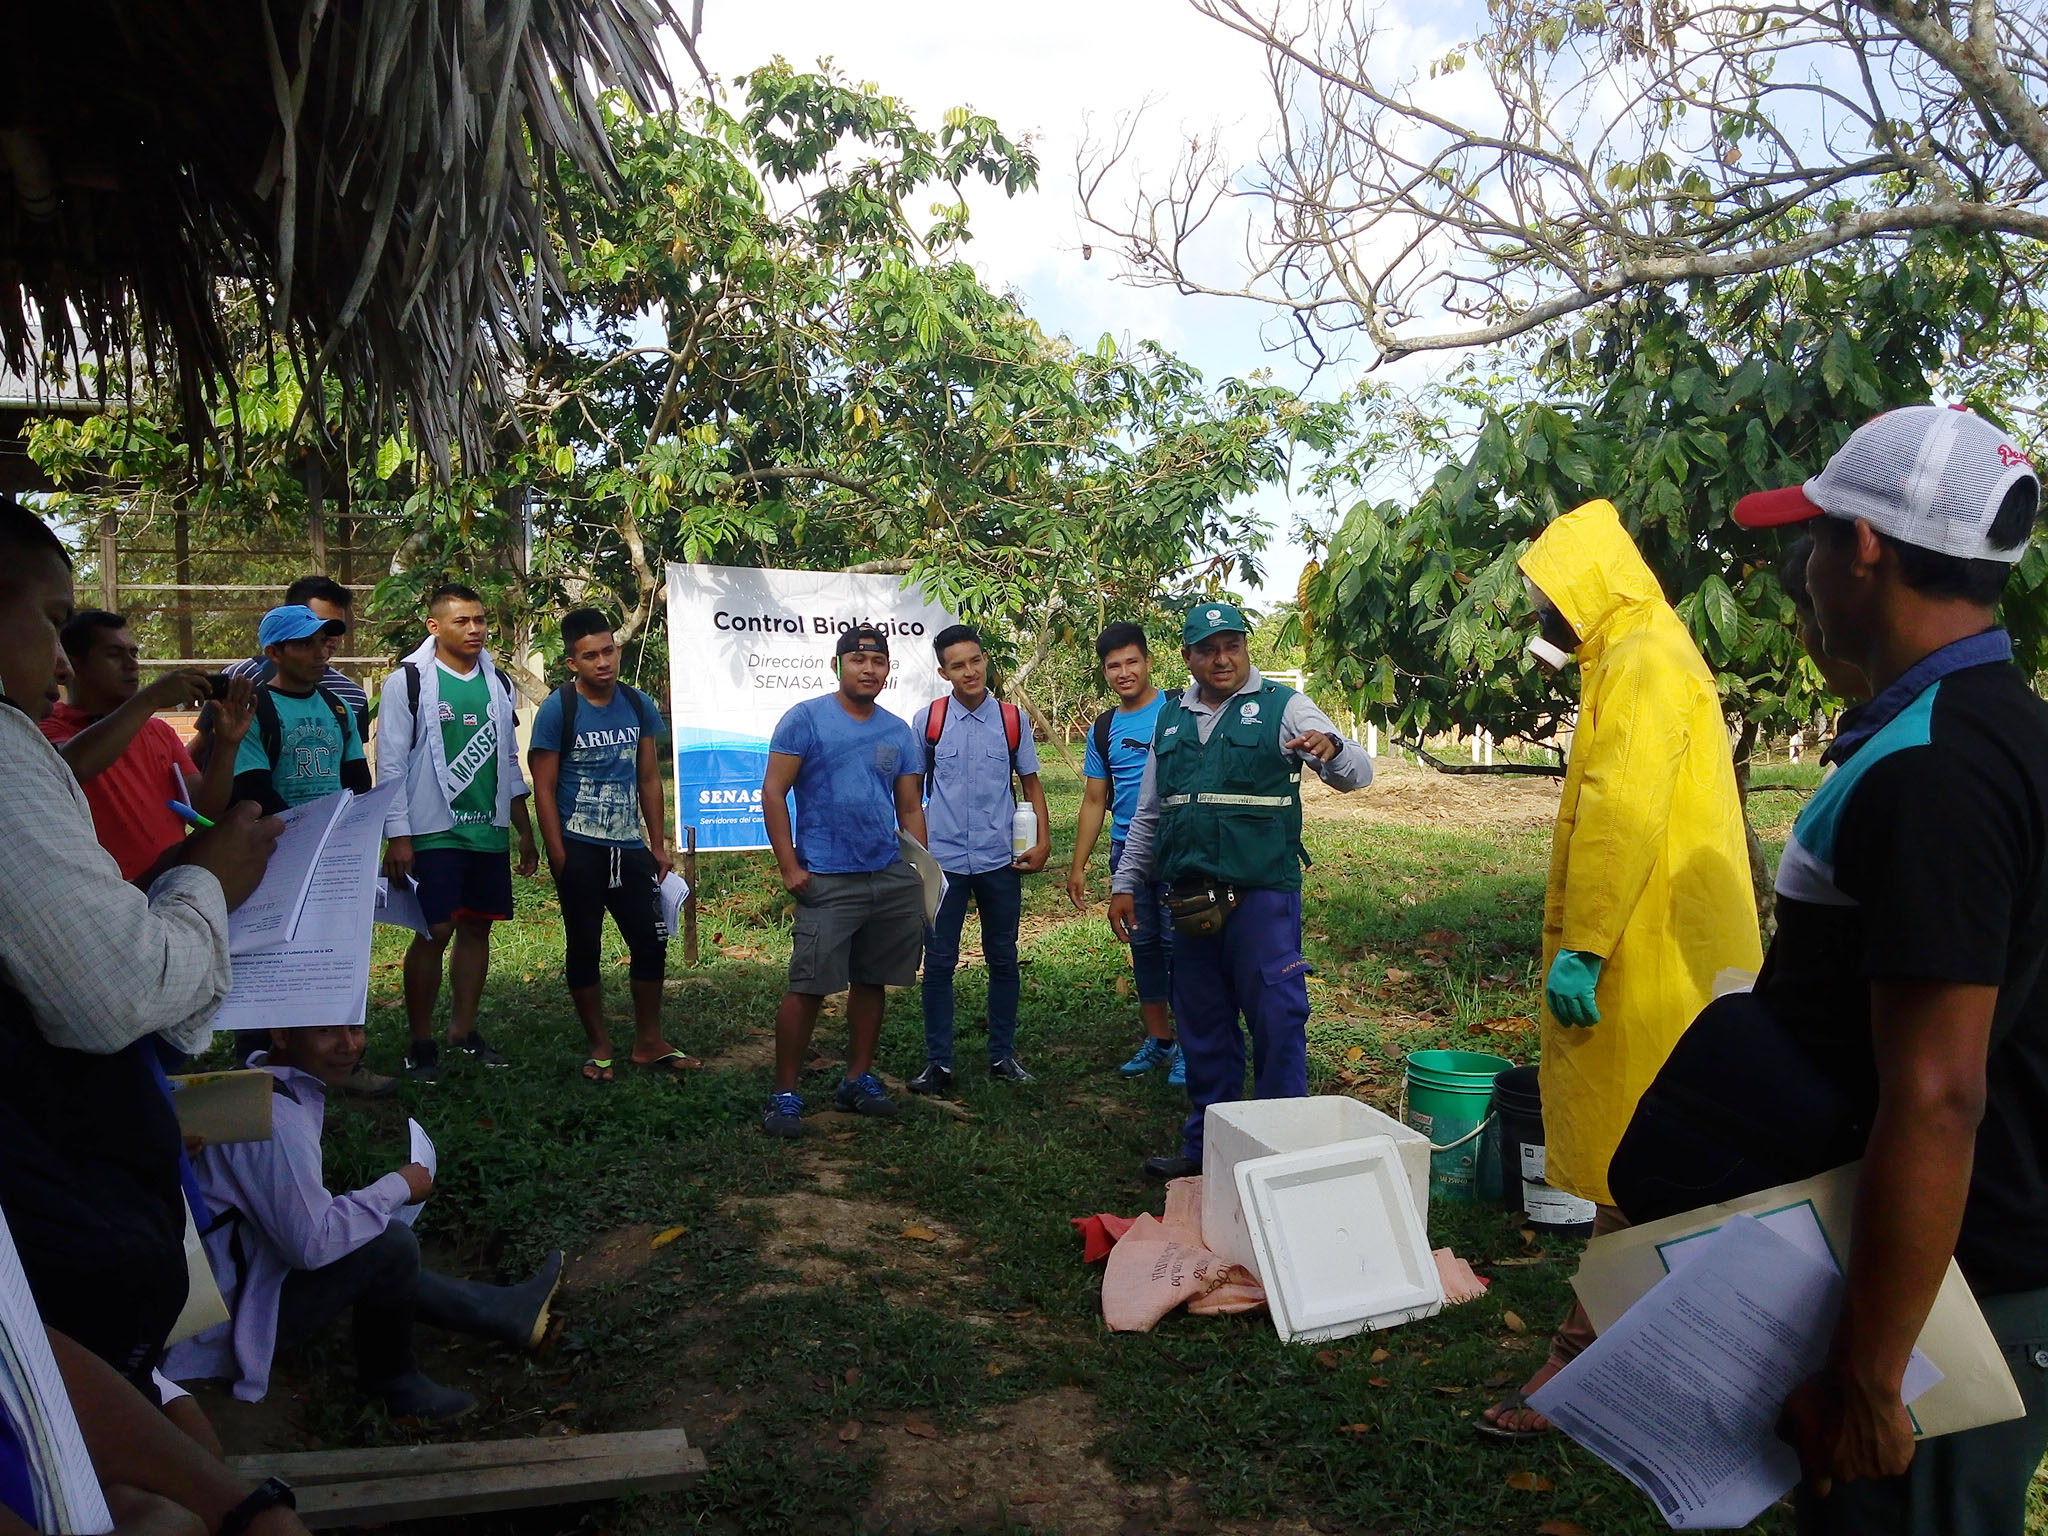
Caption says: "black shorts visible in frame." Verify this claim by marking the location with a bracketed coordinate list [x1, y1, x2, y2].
[412, 846, 515, 927]
[553, 841, 667, 990]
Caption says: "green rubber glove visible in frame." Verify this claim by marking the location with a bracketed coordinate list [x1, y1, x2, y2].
[1545, 949, 1604, 1026]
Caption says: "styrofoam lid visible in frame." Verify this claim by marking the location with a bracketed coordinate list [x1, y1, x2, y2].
[1235, 1135, 1445, 1341]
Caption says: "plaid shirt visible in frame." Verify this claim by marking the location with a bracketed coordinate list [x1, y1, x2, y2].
[0, 703, 230, 1055]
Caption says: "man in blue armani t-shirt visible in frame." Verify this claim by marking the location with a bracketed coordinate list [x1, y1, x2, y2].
[758, 625, 928, 1138]
[529, 609, 695, 1084]
[1067, 622, 1179, 1083]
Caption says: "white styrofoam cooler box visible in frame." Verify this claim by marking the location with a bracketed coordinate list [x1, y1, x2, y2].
[1235, 1136, 1444, 1343]
[1202, 1097, 1431, 1281]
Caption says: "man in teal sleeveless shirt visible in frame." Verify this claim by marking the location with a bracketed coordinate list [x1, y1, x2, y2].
[1109, 602, 1373, 1180]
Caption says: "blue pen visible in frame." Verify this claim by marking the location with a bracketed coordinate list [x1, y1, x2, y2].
[167, 799, 215, 830]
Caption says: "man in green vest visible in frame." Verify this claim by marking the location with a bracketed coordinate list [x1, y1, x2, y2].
[1109, 602, 1373, 1180]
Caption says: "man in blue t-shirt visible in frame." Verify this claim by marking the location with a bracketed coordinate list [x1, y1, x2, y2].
[232, 605, 372, 814]
[758, 626, 928, 1138]
[529, 609, 695, 1085]
[1067, 622, 1179, 1082]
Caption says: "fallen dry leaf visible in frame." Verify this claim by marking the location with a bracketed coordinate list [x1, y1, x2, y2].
[1367, 1376, 1390, 1388]
[1433, 1385, 1465, 1396]
[1115, 975, 1131, 996]
[548, 1401, 579, 1416]
[903, 1420, 941, 1440]
[1506, 1471, 1556, 1492]
[1384, 967, 1413, 983]
[649, 1226, 687, 1250]
[1536, 1522, 1589, 1535]
[837, 1421, 861, 1443]
[1502, 1309, 1527, 1333]
[1369, 1347, 1390, 1364]
[1338, 1422, 1374, 1436]
[1315, 1349, 1341, 1369]
[986, 1362, 1004, 1377]
[900, 1224, 938, 1242]
[843, 1367, 861, 1387]
[1344, 1044, 1364, 1063]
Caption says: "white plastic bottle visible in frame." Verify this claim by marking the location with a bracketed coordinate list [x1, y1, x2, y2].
[1012, 802, 1037, 859]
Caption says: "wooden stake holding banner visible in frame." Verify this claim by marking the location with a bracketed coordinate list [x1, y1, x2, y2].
[683, 826, 698, 966]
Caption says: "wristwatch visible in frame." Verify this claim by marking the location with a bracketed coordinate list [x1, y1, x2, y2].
[218, 1477, 296, 1536]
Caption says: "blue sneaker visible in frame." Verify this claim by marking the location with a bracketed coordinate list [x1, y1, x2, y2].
[832, 1073, 899, 1118]
[1118, 1037, 1173, 1077]
[762, 1091, 806, 1138]
[1166, 1044, 1186, 1088]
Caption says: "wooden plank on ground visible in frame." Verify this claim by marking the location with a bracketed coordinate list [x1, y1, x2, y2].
[226, 1427, 697, 1486]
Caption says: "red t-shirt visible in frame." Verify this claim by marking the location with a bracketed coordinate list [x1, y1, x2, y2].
[38, 701, 200, 880]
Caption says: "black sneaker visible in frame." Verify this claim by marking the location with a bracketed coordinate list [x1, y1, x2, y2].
[989, 1056, 1034, 1084]
[456, 1031, 509, 1067]
[1143, 1152, 1201, 1182]
[403, 1039, 439, 1083]
[907, 1063, 953, 1096]
[832, 1072, 899, 1118]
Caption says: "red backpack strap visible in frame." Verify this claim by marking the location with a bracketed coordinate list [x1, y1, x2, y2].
[924, 697, 948, 745]
[999, 701, 1022, 753]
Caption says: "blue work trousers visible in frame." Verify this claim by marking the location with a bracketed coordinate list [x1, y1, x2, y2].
[1172, 887, 1312, 1160]
[1109, 839, 1172, 1006]
[922, 865, 1023, 1068]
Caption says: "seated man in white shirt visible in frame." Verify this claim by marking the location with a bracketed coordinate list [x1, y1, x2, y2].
[166, 1026, 563, 1424]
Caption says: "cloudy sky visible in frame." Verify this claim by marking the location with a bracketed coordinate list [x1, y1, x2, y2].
[687, 0, 1478, 603]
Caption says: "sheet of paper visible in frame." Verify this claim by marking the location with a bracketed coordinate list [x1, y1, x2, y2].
[1533, 1215, 1928, 1529]
[226, 790, 352, 954]
[215, 784, 394, 1031]
[897, 831, 946, 926]
[0, 1208, 113, 1533]
[1569, 1163, 2024, 1441]
[374, 876, 431, 937]
[659, 870, 690, 937]
[399, 1120, 437, 1228]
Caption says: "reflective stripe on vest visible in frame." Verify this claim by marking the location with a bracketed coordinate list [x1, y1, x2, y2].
[1161, 792, 1295, 807]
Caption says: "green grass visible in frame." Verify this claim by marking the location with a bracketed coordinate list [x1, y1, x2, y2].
[196, 763, 2044, 1535]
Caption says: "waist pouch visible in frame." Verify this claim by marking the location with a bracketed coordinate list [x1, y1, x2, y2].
[1165, 876, 1238, 939]
[1608, 991, 1872, 1225]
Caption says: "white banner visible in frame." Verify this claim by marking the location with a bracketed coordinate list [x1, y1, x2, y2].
[664, 563, 956, 850]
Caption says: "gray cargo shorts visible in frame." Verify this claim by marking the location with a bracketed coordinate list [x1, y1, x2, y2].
[787, 859, 925, 995]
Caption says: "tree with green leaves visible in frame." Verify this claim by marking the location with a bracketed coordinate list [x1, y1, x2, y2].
[31, 64, 1339, 733]
[1297, 234, 2048, 769]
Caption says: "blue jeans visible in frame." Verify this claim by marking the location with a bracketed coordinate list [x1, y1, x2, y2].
[921, 865, 1023, 1067]
[1109, 839, 1172, 1006]
[1172, 888, 1311, 1160]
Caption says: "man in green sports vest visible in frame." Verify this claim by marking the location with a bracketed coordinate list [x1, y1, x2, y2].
[1109, 602, 1373, 1181]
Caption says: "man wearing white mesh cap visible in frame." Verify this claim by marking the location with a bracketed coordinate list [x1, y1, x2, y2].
[1721, 405, 2048, 1533]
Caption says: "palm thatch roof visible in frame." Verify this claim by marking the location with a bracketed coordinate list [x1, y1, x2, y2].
[0, 1, 681, 475]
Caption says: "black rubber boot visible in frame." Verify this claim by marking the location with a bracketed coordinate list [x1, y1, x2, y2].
[413, 1250, 564, 1351]
[369, 1370, 477, 1424]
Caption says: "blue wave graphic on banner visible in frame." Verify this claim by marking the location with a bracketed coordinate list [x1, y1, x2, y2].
[674, 741, 779, 850]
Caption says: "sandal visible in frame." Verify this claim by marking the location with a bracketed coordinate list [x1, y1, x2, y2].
[581, 1058, 615, 1084]
[1473, 1388, 1554, 1442]
[632, 1048, 702, 1074]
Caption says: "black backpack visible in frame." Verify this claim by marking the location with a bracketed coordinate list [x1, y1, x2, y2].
[403, 658, 517, 749]
[556, 681, 660, 753]
[254, 681, 352, 768]
[1090, 708, 1157, 779]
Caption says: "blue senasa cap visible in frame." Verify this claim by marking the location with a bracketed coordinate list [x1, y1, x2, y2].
[258, 604, 345, 649]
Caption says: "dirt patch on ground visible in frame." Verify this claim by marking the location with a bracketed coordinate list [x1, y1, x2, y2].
[563, 1221, 665, 1291]
[731, 1188, 970, 1299]
[1303, 756, 1561, 831]
[854, 1387, 1321, 1536]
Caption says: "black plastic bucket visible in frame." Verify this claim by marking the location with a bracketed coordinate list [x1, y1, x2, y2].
[1493, 1065, 1596, 1238]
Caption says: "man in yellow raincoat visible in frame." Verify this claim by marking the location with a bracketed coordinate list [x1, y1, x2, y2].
[1479, 498, 1762, 1439]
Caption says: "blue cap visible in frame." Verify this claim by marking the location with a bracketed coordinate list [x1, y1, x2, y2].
[258, 604, 345, 649]
[1182, 601, 1250, 646]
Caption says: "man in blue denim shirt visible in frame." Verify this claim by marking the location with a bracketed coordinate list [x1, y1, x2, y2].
[908, 625, 1051, 1094]
[1067, 622, 1180, 1083]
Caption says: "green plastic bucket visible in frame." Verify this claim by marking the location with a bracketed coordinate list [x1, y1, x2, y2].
[1405, 1049, 1515, 1204]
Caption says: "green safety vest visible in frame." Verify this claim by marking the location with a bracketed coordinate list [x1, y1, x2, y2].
[1151, 680, 1307, 892]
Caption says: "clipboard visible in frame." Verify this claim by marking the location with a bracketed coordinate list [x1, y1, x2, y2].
[167, 1070, 275, 1145]
[1571, 1163, 2026, 1439]
[897, 832, 947, 926]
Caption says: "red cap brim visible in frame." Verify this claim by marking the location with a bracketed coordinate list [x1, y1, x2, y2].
[1732, 484, 1824, 529]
